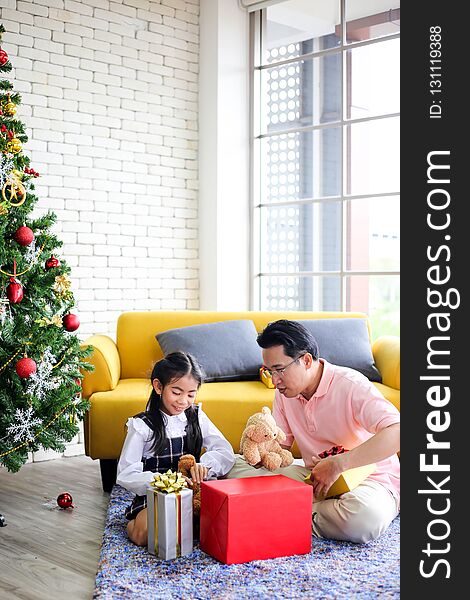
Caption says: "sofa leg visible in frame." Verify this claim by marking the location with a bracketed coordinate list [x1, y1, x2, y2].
[100, 459, 118, 493]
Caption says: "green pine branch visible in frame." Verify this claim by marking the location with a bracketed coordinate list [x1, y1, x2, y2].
[0, 23, 95, 472]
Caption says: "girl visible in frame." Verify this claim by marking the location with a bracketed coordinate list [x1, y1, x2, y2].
[116, 351, 235, 546]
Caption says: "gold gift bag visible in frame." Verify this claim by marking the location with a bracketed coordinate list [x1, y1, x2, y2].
[304, 464, 377, 498]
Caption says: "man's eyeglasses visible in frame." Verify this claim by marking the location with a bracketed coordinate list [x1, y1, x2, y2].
[262, 354, 306, 379]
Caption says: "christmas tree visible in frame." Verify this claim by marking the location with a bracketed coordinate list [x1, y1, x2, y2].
[0, 24, 93, 472]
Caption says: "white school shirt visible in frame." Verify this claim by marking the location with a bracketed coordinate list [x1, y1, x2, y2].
[116, 408, 236, 496]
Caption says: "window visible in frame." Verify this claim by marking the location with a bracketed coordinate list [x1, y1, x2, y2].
[251, 0, 400, 338]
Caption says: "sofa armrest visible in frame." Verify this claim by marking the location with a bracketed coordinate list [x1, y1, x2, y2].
[80, 335, 121, 399]
[372, 336, 400, 390]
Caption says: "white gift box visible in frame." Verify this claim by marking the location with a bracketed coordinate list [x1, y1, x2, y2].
[147, 486, 193, 559]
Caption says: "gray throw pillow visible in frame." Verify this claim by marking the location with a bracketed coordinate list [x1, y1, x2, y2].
[296, 319, 381, 382]
[156, 320, 263, 383]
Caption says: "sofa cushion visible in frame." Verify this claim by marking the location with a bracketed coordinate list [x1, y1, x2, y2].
[296, 318, 382, 382]
[155, 320, 263, 383]
[115, 310, 373, 378]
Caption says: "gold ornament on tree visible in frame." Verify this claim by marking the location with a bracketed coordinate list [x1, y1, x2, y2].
[4, 95, 16, 117]
[11, 169, 24, 181]
[6, 138, 22, 154]
[53, 275, 73, 300]
[36, 314, 63, 327]
[2, 177, 26, 207]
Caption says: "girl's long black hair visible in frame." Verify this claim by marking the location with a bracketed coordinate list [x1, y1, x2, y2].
[134, 352, 204, 460]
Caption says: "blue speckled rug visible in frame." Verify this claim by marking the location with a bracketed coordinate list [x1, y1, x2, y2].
[93, 484, 399, 599]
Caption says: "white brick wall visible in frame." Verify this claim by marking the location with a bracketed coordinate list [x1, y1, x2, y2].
[1, 0, 200, 463]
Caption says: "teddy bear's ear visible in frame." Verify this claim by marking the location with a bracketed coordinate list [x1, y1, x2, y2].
[261, 406, 271, 415]
[244, 425, 257, 439]
[276, 427, 287, 442]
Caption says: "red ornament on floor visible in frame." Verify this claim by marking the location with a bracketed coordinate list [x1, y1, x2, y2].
[63, 313, 80, 332]
[6, 278, 23, 303]
[57, 492, 74, 509]
[14, 226, 35, 246]
[15, 357, 37, 378]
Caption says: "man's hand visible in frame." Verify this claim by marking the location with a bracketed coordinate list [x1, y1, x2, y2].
[309, 455, 345, 501]
[308, 423, 400, 501]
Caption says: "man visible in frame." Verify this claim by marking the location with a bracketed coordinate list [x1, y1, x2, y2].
[226, 319, 400, 544]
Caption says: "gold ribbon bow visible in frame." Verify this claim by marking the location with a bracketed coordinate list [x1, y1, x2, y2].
[53, 275, 71, 294]
[149, 469, 187, 494]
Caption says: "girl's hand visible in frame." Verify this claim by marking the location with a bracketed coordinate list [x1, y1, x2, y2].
[190, 462, 209, 484]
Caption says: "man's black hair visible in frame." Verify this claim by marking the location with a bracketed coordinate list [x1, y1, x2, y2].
[257, 319, 319, 360]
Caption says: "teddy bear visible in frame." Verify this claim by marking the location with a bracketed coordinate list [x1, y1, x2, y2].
[240, 406, 294, 470]
[177, 453, 201, 516]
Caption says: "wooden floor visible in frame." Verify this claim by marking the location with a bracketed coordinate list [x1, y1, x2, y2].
[0, 455, 109, 600]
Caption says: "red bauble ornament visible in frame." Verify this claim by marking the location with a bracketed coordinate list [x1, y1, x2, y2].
[57, 492, 74, 509]
[6, 278, 23, 303]
[14, 226, 35, 247]
[63, 313, 80, 332]
[45, 255, 60, 270]
[15, 357, 37, 378]
[0, 49, 8, 66]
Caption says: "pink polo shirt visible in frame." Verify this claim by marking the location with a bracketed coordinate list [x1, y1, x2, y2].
[273, 359, 400, 504]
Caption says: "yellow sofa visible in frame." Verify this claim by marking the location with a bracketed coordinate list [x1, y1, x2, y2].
[80, 311, 400, 491]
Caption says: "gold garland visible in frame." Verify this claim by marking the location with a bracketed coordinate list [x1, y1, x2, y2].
[0, 239, 47, 278]
[0, 403, 71, 459]
[0, 348, 78, 457]
[0, 347, 22, 373]
[51, 353, 66, 369]
[0, 224, 76, 457]
[0, 346, 67, 373]
[0, 339, 32, 373]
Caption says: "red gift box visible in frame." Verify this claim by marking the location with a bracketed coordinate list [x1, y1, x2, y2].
[200, 475, 313, 564]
